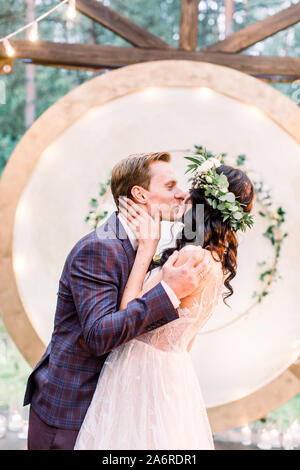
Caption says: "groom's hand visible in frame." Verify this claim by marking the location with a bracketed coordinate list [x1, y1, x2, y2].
[161, 248, 211, 300]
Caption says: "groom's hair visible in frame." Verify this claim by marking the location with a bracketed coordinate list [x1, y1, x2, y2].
[111, 152, 171, 208]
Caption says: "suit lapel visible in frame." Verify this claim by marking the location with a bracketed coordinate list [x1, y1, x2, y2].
[106, 211, 136, 267]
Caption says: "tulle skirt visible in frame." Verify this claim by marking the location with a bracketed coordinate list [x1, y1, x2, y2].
[74, 338, 214, 450]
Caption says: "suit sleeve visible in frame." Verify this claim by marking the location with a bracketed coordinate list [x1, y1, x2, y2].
[69, 240, 179, 356]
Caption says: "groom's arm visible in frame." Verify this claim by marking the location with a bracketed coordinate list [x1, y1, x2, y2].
[69, 239, 179, 357]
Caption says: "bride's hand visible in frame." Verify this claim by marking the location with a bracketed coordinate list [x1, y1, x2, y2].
[119, 197, 161, 253]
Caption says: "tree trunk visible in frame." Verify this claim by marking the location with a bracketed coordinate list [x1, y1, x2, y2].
[89, 20, 98, 45]
[225, 0, 234, 37]
[25, 0, 36, 129]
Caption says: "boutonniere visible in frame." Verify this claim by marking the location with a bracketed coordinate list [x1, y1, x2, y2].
[153, 254, 161, 264]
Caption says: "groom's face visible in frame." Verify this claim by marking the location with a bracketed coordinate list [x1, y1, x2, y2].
[146, 161, 186, 221]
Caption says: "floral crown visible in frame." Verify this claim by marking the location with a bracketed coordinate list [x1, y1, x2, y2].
[184, 148, 254, 232]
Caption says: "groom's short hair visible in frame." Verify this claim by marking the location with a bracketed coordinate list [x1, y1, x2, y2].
[111, 151, 171, 208]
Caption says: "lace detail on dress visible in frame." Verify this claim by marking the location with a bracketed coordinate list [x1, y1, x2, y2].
[136, 254, 224, 352]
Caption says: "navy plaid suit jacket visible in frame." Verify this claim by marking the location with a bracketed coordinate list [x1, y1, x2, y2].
[23, 212, 179, 430]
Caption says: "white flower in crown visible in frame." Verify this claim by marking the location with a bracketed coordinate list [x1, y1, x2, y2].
[210, 157, 221, 167]
[196, 157, 221, 175]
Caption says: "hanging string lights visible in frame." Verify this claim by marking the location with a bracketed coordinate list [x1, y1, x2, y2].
[0, 0, 77, 57]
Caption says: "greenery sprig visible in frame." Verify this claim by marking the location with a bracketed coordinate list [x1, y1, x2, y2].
[85, 175, 111, 228]
[250, 183, 288, 304]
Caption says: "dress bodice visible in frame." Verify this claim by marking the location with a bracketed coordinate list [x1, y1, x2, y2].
[136, 251, 224, 353]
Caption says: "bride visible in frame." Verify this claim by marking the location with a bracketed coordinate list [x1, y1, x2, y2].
[74, 159, 254, 450]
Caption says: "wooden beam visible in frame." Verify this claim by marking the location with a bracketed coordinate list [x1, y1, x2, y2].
[2, 40, 300, 77]
[0, 58, 13, 75]
[179, 0, 200, 51]
[22, 58, 108, 73]
[30, 59, 299, 83]
[253, 74, 300, 83]
[289, 362, 300, 382]
[203, 2, 300, 52]
[76, 0, 172, 49]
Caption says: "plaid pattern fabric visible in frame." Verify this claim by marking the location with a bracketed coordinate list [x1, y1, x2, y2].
[24, 212, 179, 430]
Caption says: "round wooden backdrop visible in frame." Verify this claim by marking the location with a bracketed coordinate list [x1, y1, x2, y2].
[1, 60, 300, 433]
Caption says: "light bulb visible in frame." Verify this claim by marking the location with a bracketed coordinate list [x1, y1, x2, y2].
[241, 425, 252, 446]
[13, 255, 27, 275]
[66, 0, 76, 20]
[197, 87, 214, 98]
[3, 39, 15, 57]
[28, 21, 38, 42]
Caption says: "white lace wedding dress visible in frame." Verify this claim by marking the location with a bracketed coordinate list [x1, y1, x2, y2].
[74, 251, 224, 450]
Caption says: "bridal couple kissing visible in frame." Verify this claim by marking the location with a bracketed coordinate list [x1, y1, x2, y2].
[24, 151, 254, 450]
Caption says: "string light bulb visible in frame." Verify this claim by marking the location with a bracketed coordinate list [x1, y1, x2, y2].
[28, 21, 39, 42]
[66, 0, 76, 20]
[3, 39, 15, 57]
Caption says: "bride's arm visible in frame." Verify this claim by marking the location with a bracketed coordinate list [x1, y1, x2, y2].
[119, 199, 161, 310]
[140, 245, 206, 298]
[120, 244, 158, 309]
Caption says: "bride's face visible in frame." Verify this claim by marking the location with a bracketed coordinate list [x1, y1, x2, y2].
[146, 161, 186, 221]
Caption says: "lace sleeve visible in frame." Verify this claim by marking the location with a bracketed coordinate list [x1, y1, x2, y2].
[136, 257, 224, 352]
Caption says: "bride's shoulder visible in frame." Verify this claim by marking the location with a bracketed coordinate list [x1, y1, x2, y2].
[177, 245, 222, 271]
[179, 244, 202, 252]
[174, 244, 204, 266]
[177, 244, 205, 257]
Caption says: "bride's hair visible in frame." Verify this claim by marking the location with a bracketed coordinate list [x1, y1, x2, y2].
[150, 165, 255, 306]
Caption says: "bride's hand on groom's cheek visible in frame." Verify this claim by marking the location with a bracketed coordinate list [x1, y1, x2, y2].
[119, 197, 161, 251]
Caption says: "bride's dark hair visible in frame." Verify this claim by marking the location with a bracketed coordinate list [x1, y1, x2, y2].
[150, 165, 255, 306]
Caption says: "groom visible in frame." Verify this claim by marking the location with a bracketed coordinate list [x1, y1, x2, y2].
[24, 151, 211, 450]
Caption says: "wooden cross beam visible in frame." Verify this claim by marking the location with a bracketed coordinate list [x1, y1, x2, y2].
[203, 2, 300, 52]
[2, 40, 300, 78]
[179, 0, 200, 51]
[254, 74, 300, 83]
[76, 0, 172, 49]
